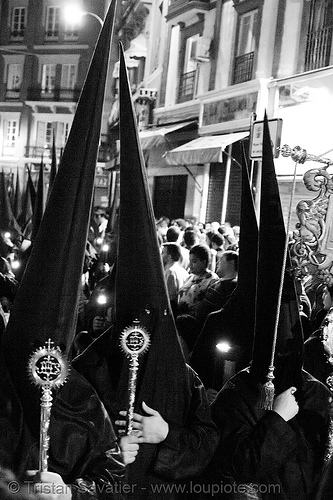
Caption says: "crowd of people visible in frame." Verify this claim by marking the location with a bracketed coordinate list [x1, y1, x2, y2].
[1, 205, 333, 500]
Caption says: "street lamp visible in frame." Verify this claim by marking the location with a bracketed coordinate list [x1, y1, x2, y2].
[63, 4, 103, 27]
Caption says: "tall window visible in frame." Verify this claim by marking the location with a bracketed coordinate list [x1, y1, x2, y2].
[11, 7, 26, 39]
[41, 64, 56, 93]
[184, 35, 200, 73]
[57, 122, 70, 146]
[36, 122, 69, 150]
[305, 0, 333, 71]
[6, 64, 22, 99]
[36, 121, 54, 150]
[64, 19, 79, 40]
[61, 65, 76, 89]
[45, 122, 53, 147]
[178, 35, 199, 103]
[7, 64, 22, 90]
[46, 6, 60, 39]
[233, 10, 258, 84]
[3, 120, 18, 155]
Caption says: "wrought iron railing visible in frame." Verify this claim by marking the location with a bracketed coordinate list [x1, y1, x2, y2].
[10, 29, 25, 40]
[5, 89, 20, 100]
[178, 70, 196, 103]
[167, 0, 209, 17]
[305, 25, 333, 72]
[25, 146, 63, 159]
[27, 87, 80, 101]
[232, 51, 254, 85]
[45, 30, 60, 40]
[25, 143, 112, 163]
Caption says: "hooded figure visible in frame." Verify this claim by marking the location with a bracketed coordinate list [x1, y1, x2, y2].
[190, 143, 257, 392]
[207, 115, 331, 500]
[0, 2, 129, 497]
[73, 42, 219, 500]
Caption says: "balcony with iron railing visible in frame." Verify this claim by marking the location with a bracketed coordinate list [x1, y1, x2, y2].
[27, 87, 81, 102]
[304, 25, 333, 72]
[5, 27, 77, 44]
[10, 29, 25, 41]
[5, 88, 21, 100]
[232, 51, 254, 85]
[25, 146, 63, 159]
[166, 0, 210, 22]
[44, 29, 79, 41]
[178, 70, 196, 103]
[25, 141, 112, 164]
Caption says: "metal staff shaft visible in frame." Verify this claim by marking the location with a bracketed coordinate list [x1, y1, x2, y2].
[126, 354, 139, 435]
[280, 145, 333, 166]
[28, 339, 69, 473]
[120, 321, 150, 436]
[325, 374, 333, 463]
[39, 385, 53, 472]
[322, 316, 333, 463]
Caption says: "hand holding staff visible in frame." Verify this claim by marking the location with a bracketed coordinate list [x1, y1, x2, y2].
[120, 321, 150, 435]
[28, 339, 69, 472]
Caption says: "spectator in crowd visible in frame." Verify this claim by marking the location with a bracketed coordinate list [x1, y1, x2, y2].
[93, 206, 109, 243]
[304, 301, 333, 386]
[171, 218, 188, 233]
[166, 226, 189, 269]
[161, 242, 189, 316]
[156, 216, 170, 244]
[205, 230, 218, 272]
[183, 228, 200, 251]
[194, 250, 238, 329]
[166, 225, 181, 244]
[309, 282, 333, 334]
[232, 225, 240, 244]
[0, 256, 18, 336]
[218, 224, 237, 251]
[177, 244, 218, 355]
[178, 244, 219, 317]
[210, 232, 224, 271]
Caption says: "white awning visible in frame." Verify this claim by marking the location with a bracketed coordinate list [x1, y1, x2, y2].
[163, 131, 249, 165]
[139, 121, 197, 149]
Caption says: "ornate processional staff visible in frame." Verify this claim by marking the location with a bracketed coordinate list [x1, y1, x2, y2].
[28, 339, 69, 472]
[279, 144, 333, 166]
[281, 143, 333, 462]
[120, 320, 150, 435]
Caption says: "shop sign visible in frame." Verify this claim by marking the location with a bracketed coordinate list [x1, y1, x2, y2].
[249, 118, 283, 159]
[202, 92, 257, 126]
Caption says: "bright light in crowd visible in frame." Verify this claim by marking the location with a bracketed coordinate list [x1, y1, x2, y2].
[97, 294, 107, 306]
[216, 341, 231, 353]
[102, 244, 109, 252]
[11, 260, 20, 270]
[63, 4, 84, 24]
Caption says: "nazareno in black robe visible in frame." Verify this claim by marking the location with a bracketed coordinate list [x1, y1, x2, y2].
[0, 357, 126, 500]
[207, 368, 330, 500]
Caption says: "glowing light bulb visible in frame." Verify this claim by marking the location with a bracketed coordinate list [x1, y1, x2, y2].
[216, 341, 231, 353]
[97, 294, 107, 306]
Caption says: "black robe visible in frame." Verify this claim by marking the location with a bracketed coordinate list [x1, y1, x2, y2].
[73, 330, 220, 499]
[0, 355, 125, 500]
[207, 368, 330, 500]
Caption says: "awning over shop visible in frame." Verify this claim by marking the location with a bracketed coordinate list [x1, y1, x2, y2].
[139, 121, 197, 149]
[163, 131, 249, 165]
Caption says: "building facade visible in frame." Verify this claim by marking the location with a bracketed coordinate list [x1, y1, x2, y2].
[1, 0, 333, 227]
[0, 0, 114, 202]
[125, 0, 333, 227]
